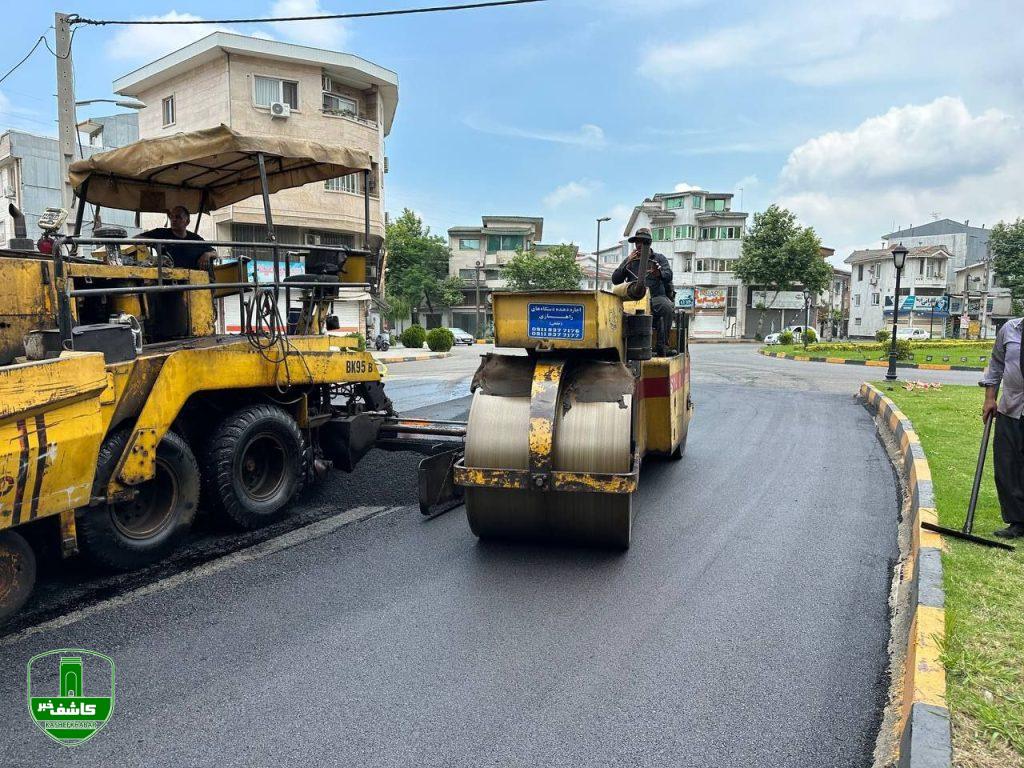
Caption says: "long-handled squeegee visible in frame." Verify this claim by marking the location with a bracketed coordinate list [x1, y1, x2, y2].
[920, 406, 1015, 551]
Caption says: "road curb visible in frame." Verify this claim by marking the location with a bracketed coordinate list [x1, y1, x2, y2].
[760, 349, 983, 372]
[859, 383, 952, 768]
[371, 352, 452, 364]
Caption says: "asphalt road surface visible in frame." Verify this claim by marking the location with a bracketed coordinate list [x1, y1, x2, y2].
[0, 343, 913, 767]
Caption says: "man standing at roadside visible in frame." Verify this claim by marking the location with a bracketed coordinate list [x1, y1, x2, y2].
[981, 316, 1024, 538]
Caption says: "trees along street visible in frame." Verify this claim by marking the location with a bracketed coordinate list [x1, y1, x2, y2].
[384, 209, 464, 328]
[734, 204, 833, 340]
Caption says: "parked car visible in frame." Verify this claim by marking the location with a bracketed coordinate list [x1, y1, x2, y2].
[896, 327, 930, 340]
[447, 327, 475, 346]
[764, 326, 810, 345]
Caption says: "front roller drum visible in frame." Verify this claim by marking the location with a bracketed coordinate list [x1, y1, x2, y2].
[466, 488, 633, 549]
[0, 530, 36, 623]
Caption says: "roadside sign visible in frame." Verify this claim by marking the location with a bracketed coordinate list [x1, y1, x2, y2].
[675, 287, 694, 310]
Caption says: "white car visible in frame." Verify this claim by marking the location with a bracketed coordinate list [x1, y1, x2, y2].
[446, 327, 475, 345]
[764, 326, 811, 345]
[896, 327, 930, 340]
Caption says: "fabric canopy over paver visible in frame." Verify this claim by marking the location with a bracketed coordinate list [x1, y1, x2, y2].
[68, 124, 373, 214]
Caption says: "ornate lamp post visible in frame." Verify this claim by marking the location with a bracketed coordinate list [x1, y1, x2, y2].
[802, 288, 811, 347]
[885, 243, 909, 381]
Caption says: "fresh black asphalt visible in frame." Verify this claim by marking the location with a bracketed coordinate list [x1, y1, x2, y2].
[0, 375, 898, 768]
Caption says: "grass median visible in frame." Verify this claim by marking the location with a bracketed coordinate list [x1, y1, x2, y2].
[765, 340, 992, 367]
[878, 382, 1024, 766]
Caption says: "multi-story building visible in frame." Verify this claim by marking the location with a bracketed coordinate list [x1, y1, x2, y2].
[822, 267, 851, 339]
[845, 245, 953, 338]
[624, 189, 748, 338]
[883, 219, 990, 274]
[112, 32, 398, 333]
[577, 242, 620, 292]
[0, 115, 140, 247]
[446, 216, 544, 335]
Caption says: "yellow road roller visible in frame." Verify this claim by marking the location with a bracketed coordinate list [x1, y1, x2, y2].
[451, 231, 693, 548]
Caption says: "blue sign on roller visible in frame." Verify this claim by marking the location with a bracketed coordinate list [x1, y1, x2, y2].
[527, 303, 585, 340]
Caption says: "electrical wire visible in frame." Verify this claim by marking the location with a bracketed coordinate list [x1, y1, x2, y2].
[0, 32, 47, 86]
[71, 0, 544, 26]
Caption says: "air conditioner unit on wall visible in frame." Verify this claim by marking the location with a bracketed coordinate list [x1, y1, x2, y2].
[270, 102, 291, 119]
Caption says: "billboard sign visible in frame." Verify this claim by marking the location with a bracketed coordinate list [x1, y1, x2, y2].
[751, 290, 805, 310]
[695, 288, 727, 310]
[675, 286, 695, 310]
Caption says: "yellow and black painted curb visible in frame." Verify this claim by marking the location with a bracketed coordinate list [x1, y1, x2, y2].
[859, 383, 951, 768]
[371, 351, 452, 364]
[761, 348, 983, 372]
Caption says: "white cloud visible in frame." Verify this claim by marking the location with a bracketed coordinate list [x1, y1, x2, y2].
[734, 175, 759, 190]
[270, 0, 348, 49]
[673, 182, 704, 193]
[107, 12, 241, 60]
[463, 116, 606, 148]
[636, 0, 995, 88]
[780, 97, 1018, 190]
[543, 180, 601, 208]
[775, 97, 1024, 253]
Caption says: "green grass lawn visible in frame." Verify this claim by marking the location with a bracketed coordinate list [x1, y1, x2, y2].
[765, 341, 993, 367]
[878, 383, 1024, 767]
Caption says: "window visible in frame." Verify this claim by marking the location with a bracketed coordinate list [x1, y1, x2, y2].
[485, 234, 524, 253]
[699, 227, 718, 240]
[674, 225, 695, 239]
[707, 198, 726, 212]
[871, 293, 880, 306]
[718, 226, 740, 239]
[726, 286, 737, 317]
[857, 265, 864, 281]
[162, 95, 175, 127]
[918, 259, 924, 276]
[459, 238, 481, 250]
[324, 174, 360, 193]
[854, 317, 862, 326]
[651, 227, 672, 241]
[680, 258, 692, 272]
[254, 76, 299, 109]
[665, 196, 686, 209]
[854, 294, 861, 307]
[459, 269, 475, 279]
[323, 92, 357, 116]
[692, 195, 703, 210]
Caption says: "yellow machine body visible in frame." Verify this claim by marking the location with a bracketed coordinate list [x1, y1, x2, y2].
[455, 287, 692, 548]
[0, 250, 380, 555]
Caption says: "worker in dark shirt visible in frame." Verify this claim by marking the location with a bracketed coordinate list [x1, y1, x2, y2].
[139, 205, 216, 270]
[612, 227, 675, 354]
[981, 317, 1024, 538]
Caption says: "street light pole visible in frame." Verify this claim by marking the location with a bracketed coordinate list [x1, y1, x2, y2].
[885, 243, 909, 381]
[474, 259, 483, 339]
[802, 288, 810, 347]
[594, 216, 611, 295]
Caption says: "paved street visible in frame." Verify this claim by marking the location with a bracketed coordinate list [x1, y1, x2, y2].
[0, 343, 965, 767]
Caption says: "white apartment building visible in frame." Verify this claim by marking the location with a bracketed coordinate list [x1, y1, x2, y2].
[446, 216, 544, 335]
[624, 189, 747, 338]
[845, 246, 953, 338]
[112, 32, 398, 334]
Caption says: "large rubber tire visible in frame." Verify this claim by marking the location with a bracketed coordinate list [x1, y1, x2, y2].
[0, 530, 36, 624]
[206, 405, 304, 530]
[78, 429, 200, 571]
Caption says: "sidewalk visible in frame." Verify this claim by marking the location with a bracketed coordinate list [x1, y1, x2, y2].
[371, 349, 452, 364]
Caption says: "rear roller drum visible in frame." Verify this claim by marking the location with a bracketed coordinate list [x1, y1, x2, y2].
[0, 530, 36, 623]
[465, 488, 633, 549]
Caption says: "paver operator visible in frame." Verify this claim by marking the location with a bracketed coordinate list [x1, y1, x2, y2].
[139, 205, 217, 270]
[612, 227, 674, 355]
[981, 316, 1024, 539]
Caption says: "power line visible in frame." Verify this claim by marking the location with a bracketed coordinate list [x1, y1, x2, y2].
[0, 32, 48, 87]
[71, 0, 544, 26]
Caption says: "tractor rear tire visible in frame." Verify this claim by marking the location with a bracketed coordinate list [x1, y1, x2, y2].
[0, 530, 36, 624]
[79, 429, 200, 571]
[206, 405, 304, 530]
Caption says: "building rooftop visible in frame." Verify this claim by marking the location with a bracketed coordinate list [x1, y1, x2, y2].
[844, 245, 952, 265]
[113, 32, 399, 135]
[883, 219, 989, 241]
[449, 216, 544, 241]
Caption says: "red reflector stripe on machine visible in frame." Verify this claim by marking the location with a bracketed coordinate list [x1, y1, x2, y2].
[639, 370, 684, 399]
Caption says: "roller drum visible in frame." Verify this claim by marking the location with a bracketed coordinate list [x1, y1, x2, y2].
[463, 383, 634, 548]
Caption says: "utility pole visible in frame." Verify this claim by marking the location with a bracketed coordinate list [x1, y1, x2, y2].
[474, 259, 482, 339]
[55, 12, 77, 232]
[981, 238, 991, 339]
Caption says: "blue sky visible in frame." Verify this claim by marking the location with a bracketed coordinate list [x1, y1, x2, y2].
[2, 0, 1022, 263]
